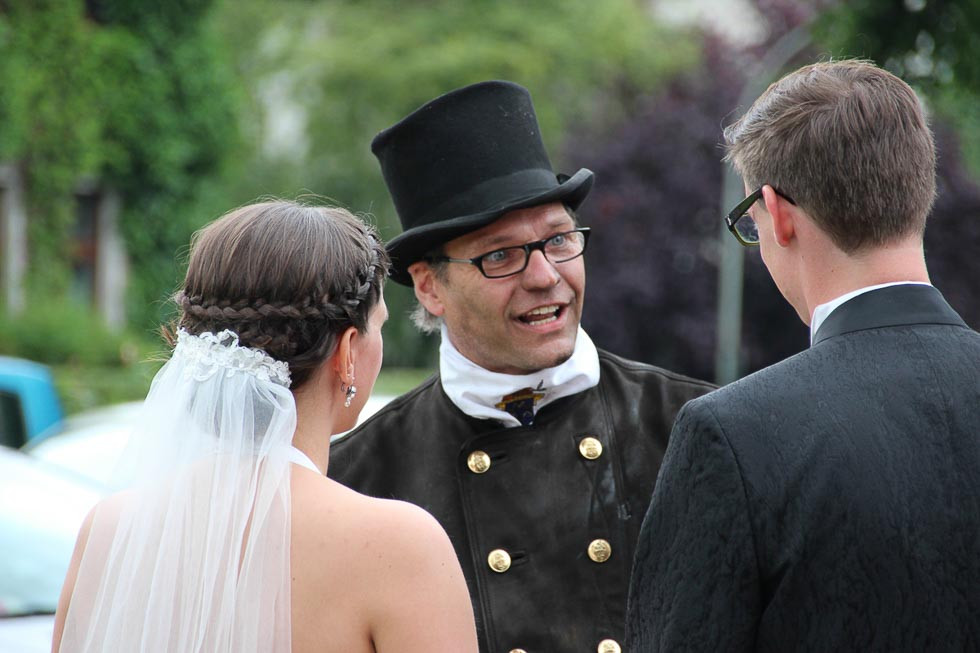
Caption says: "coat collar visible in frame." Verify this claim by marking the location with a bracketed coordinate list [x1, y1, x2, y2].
[812, 284, 968, 346]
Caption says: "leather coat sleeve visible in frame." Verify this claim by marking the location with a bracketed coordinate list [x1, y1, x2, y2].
[626, 399, 760, 652]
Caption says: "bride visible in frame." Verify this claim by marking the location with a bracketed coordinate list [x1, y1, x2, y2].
[52, 200, 478, 652]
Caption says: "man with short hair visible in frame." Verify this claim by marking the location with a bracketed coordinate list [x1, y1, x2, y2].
[329, 80, 714, 652]
[626, 60, 980, 651]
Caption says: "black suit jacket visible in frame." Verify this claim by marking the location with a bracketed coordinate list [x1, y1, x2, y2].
[330, 349, 714, 653]
[626, 285, 980, 652]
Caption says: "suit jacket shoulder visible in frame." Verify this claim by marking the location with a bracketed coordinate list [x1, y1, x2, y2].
[595, 348, 714, 416]
[628, 289, 980, 651]
[596, 348, 715, 389]
[329, 349, 715, 652]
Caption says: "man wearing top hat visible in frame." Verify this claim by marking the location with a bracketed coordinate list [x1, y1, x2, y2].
[329, 80, 713, 653]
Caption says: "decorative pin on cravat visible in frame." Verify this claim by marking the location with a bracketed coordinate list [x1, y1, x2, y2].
[496, 382, 546, 426]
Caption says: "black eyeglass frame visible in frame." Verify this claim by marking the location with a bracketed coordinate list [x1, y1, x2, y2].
[427, 227, 591, 279]
[725, 186, 796, 247]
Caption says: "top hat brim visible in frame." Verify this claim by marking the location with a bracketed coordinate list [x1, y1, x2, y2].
[385, 168, 593, 285]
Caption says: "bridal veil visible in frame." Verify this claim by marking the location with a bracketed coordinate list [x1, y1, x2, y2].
[59, 329, 296, 652]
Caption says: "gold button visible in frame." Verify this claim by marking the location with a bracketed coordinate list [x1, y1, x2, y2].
[487, 548, 512, 573]
[588, 538, 612, 563]
[467, 450, 491, 473]
[509, 650, 528, 653]
[579, 436, 603, 460]
[598, 639, 621, 653]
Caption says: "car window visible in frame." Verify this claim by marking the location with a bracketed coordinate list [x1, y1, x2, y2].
[0, 391, 26, 449]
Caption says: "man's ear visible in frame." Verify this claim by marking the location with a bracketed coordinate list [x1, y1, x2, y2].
[331, 326, 358, 384]
[408, 261, 446, 317]
[761, 185, 795, 248]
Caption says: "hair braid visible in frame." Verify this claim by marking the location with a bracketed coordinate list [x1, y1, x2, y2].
[172, 201, 390, 389]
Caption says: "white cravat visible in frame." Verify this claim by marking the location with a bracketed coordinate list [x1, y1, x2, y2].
[439, 324, 601, 427]
[810, 281, 933, 345]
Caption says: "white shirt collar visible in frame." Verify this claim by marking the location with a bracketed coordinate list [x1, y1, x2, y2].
[810, 281, 933, 345]
[439, 324, 601, 427]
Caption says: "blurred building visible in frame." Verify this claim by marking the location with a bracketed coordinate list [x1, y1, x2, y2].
[0, 164, 127, 329]
[0, 164, 26, 315]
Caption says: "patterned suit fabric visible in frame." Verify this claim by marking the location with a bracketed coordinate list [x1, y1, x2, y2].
[626, 285, 980, 652]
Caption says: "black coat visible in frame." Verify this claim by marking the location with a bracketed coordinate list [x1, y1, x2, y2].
[626, 285, 980, 652]
[329, 349, 713, 652]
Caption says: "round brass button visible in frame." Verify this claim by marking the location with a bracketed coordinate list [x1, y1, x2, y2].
[467, 450, 491, 473]
[487, 548, 512, 573]
[509, 649, 528, 653]
[579, 436, 603, 460]
[588, 538, 612, 563]
[598, 639, 621, 653]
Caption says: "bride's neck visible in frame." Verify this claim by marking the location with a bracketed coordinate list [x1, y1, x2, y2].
[290, 373, 341, 476]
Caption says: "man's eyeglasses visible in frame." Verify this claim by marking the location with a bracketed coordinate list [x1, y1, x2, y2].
[428, 228, 590, 279]
[725, 186, 796, 247]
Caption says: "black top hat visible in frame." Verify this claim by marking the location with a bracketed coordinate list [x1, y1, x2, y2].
[372, 80, 594, 285]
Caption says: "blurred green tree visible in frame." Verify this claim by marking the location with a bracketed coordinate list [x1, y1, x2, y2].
[814, 0, 980, 174]
[0, 0, 242, 331]
[214, 0, 699, 366]
[571, 0, 980, 381]
[816, 0, 980, 93]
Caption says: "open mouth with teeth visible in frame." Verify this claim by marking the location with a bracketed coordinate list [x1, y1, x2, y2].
[518, 304, 563, 326]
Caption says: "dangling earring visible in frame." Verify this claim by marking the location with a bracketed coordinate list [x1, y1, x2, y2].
[343, 368, 357, 408]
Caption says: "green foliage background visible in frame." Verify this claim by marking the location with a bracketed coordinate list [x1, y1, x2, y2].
[0, 0, 697, 406]
[0, 0, 242, 409]
[212, 0, 698, 367]
[814, 0, 980, 176]
[2, 0, 979, 410]
[0, 0, 242, 328]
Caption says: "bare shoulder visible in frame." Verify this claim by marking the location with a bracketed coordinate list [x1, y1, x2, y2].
[295, 468, 448, 552]
[290, 468, 477, 652]
[52, 488, 136, 652]
[340, 491, 478, 651]
[352, 491, 448, 544]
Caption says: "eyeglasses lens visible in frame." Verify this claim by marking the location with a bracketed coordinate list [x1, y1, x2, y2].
[482, 248, 528, 277]
[482, 231, 587, 278]
[735, 214, 759, 244]
[544, 231, 586, 261]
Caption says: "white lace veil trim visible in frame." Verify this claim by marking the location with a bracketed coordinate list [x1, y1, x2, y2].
[175, 329, 291, 386]
[59, 330, 296, 653]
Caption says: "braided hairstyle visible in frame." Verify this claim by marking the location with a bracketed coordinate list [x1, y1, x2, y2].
[173, 200, 389, 389]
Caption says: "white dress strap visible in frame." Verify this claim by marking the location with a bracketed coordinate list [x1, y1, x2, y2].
[287, 446, 321, 473]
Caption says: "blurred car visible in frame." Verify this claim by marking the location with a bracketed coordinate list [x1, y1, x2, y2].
[25, 402, 142, 488]
[27, 394, 395, 487]
[0, 356, 64, 449]
[0, 446, 105, 652]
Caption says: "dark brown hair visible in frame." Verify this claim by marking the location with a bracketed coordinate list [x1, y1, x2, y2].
[172, 200, 388, 389]
[724, 60, 936, 252]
